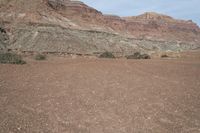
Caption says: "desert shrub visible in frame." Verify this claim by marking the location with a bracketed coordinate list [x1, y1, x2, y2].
[0, 53, 26, 64]
[126, 52, 150, 59]
[99, 52, 115, 58]
[35, 54, 46, 60]
[126, 52, 141, 59]
[140, 54, 151, 59]
[161, 54, 169, 58]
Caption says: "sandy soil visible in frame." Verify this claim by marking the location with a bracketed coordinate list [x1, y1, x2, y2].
[0, 57, 200, 133]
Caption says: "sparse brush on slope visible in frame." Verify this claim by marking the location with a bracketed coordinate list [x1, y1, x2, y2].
[0, 53, 26, 64]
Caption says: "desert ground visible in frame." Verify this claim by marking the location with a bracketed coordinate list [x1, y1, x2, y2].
[0, 55, 200, 133]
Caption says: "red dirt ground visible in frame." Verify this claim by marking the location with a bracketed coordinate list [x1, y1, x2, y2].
[0, 57, 200, 133]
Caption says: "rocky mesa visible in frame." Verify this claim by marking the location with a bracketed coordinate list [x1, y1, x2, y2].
[0, 0, 200, 56]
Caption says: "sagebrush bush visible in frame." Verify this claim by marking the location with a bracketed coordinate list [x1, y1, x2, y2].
[0, 53, 26, 64]
[99, 52, 115, 58]
[35, 54, 46, 60]
[140, 54, 151, 59]
[126, 52, 141, 59]
[126, 52, 150, 59]
[161, 54, 169, 58]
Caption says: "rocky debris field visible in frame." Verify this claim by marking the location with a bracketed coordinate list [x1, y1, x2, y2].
[0, 1, 200, 132]
[0, 56, 200, 133]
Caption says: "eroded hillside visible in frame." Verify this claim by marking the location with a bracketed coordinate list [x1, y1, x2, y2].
[0, 0, 199, 55]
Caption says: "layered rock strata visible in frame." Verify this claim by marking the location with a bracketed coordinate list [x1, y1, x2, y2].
[0, 0, 199, 55]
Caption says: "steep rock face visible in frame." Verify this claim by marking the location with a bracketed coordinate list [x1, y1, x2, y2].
[47, 0, 105, 24]
[45, 1, 200, 43]
[123, 12, 200, 42]
[0, 0, 46, 13]
[0, 0, 199, 55]
[104, 15, 126, 31]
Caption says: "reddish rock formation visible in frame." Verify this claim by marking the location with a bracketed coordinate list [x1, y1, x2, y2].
[45, 1, 200, 42]
[0, 0, 199, 54]
[124, 12, 199, 33]
[47, 0, 104, 23]
[104, 15, 126, 31]
[122, 12, 200, 41]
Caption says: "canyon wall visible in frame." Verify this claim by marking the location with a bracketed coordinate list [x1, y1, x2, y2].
[0, 0, 199, 55]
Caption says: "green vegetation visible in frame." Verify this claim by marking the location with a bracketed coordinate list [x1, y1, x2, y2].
[0, 53, 26, 64]
[35, 54, 46, 60]
[126, 52, 151, 59]
[99, 52, 115, 58]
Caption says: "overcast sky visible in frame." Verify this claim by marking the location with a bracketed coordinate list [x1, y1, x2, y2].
[81, 0, 200, 26]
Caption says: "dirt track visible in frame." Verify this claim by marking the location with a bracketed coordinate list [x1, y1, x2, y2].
[0, 57, 200, 133]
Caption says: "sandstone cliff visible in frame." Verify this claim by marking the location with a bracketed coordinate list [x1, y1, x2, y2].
[0, 0, 199, 56]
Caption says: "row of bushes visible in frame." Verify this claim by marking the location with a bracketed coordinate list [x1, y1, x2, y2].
[99, 52, 170, 59]
[0, 52, 169, 65]
[99, 51, 151, 59]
